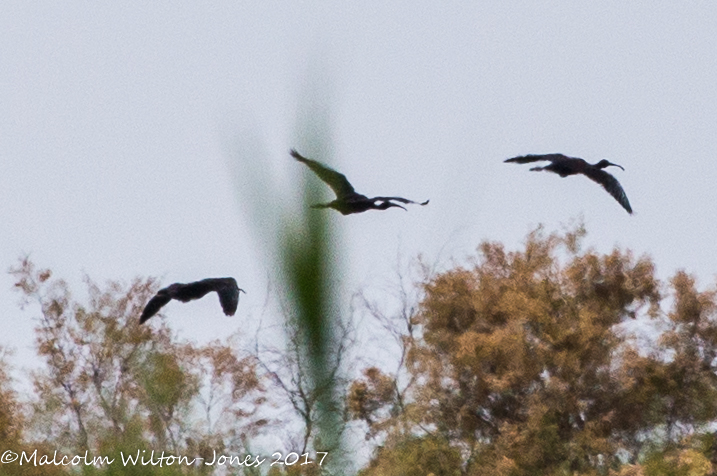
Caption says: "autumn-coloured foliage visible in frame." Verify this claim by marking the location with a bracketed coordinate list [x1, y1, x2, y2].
[6, 225, 717, 475]
[350, 225, 717, 475]
[6, 257, 266, 475]
[0, 350, 67, 476]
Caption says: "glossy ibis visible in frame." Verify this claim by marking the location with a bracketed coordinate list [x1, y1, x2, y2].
[504, 153, 632, 214]
[291, 149, 429, 215]
[140, 277, 245, 324]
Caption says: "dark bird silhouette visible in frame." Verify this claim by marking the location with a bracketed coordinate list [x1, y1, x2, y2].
[504, 153, 632, 214]
[291, 149, 429, 215]
[139, 277, 245, 324]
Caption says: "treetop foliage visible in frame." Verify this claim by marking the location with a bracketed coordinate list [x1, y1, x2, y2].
[5, 257, 267, 475]
[5, 225, 717, 475]
[350, 226, 717, 476]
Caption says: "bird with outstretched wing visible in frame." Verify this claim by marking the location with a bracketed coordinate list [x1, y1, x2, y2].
[140, 277, 245, 324]
[291, 149, 429, 215]
[504, 153, 632, 214]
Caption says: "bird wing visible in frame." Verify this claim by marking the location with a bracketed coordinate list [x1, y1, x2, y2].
[141, 278, 242, 322]
[290, 149, 356, 198]
[504, 154, 569, 164]
[173, 280, 216, 302]
[582, 168, 633, 214]
[372, 197, 430, 205]
[216, 278, 241, 316]
[139, 292, 173, 324]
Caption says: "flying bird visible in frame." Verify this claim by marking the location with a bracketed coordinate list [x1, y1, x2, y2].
[139, 277, 245, 324]
[504, 153, 633, 214]
[291, 149, 429, 215]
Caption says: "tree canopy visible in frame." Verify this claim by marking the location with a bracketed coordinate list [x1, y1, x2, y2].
[4, 226, 717, 475]
[350, 226, 717, 476]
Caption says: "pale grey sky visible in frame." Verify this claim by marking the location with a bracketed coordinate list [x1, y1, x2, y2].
[2, 2, 717, 391]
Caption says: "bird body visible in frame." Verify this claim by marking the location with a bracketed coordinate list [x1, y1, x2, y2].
[140, 277, 244, 324]
[504, 153, 632, 214]
[291, 149, 429, 215]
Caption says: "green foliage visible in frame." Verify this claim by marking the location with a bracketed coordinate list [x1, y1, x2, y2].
[273, 163, 347, 468]
[641, 448, 712, 476]
[358, 436, 462, 476]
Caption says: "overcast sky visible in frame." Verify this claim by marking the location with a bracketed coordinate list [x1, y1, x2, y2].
[2, 2, 717, 393]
